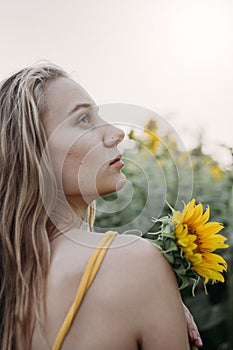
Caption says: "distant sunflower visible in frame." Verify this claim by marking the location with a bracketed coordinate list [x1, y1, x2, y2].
[144, 119, 159, 153]
[209, 164, 222, 181]
[172, 199, 228, 284]
[144, 119, 158, 135]
[128, 129, 136, 140]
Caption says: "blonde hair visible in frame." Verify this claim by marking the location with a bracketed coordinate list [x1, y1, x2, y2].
[0, 63, 94, 349]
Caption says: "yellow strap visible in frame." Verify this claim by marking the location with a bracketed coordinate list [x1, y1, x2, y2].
[52, 231, 117, 350]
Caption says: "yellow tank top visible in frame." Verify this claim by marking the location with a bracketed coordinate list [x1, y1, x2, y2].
[52, 231, 117, 350]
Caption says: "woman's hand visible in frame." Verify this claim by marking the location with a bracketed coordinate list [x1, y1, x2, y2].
[183, 303, 203, 348]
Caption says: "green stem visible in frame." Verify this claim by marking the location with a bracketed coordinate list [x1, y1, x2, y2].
[165, 200, 175, 213]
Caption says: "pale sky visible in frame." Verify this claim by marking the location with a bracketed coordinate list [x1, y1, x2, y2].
[1, 0, 232, 165]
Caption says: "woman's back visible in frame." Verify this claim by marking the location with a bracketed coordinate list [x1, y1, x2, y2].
[32, 230, 189, 350]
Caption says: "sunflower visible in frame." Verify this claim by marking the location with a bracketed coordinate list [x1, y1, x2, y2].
[144, 119, 158, 135]
[172, 199, 228, 284]
[144, 119, 159, 153]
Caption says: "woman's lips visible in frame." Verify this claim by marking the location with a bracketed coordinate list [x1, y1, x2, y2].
[109, 154, 124, 168]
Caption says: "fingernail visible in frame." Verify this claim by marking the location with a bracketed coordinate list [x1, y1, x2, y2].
[196, 336, 203, 347]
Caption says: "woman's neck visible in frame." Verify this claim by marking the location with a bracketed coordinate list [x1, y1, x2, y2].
[47, 196, 90, 239]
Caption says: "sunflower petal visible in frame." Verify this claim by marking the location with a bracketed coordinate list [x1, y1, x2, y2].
[187, 203, 203, 225]
[198, 222, 224, 235]
[195, 205, 210, 227]
[183, 199, 196, 222]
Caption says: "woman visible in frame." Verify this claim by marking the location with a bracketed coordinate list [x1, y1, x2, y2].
[0, 63, 202, 349]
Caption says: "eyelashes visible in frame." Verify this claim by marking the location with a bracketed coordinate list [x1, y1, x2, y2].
[74, 106, 99, 127]
[78, 113, 90, 126]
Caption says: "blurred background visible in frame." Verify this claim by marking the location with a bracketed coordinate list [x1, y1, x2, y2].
[0, 0, 232, 348]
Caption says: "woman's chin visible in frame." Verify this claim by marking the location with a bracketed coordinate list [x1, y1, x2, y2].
[98, 173, 126, 196]
[115, 177, 126, 191]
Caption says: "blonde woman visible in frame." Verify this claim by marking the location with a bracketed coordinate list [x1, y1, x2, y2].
[0, 64, 202, 349]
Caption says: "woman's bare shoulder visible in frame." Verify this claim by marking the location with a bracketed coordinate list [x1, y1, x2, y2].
[49, 230, 175, 298]
[112, 232, 179, 290]
[102, 233, 179, 303]
[109, 234, 189, 349]
[102, 233, 189, 349]
[109, 233, 169, 275]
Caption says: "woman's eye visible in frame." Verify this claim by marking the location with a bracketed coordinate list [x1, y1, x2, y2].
[78, 114, 90, 126]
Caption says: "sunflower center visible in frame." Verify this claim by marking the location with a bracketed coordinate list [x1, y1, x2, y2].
[188, 227, 204, 253]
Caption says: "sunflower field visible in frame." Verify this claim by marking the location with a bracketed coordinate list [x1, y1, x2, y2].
[95, 118, 233, 350]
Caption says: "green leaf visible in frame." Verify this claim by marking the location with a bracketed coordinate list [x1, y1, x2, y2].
[163, 252, 175, 264]
[163, 240, 178, 253]
[176, 275, 190, 289]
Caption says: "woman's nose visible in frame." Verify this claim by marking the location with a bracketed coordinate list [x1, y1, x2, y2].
[103, 124, 125, 147]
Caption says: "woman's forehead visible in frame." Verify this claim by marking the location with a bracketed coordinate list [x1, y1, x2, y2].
[45, 77, 95, 126]
[46, 77, 94, 108]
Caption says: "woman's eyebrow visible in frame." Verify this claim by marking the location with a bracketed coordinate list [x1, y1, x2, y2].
[67, 103, 98, 117]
